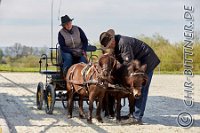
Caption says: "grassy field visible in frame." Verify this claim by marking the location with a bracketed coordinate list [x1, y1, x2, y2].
[0, 64, 39, 72]
[0, 64, 57, 72]
[1, 64, 200, 75]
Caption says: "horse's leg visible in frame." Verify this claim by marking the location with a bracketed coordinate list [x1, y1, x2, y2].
[109, 94, 115, 117]
[96, 91, 105, 123]
[87, 91, 95, 124]
[116, 96, 121, 122]
[78, 95, 85, 119]
[67, 90, 73, 118]
[103, 92, 109, 117]
[128, 95, 134, 118]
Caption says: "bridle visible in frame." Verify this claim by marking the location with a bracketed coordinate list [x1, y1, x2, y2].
[100, 55, 117, 80]
[130, 72, 145, 77]
[129, 71, 146, 89]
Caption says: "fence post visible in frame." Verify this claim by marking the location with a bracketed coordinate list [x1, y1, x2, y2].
[158, 64, 161, 75]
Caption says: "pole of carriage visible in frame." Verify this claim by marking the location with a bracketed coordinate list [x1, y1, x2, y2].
[50, 0, 54, 64]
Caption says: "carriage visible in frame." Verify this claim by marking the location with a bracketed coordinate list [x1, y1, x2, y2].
[36, 43, 147, 123]
[36, 43, 98, 114]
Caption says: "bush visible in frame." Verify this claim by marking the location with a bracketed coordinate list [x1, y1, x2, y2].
[11, 55, 40, 68]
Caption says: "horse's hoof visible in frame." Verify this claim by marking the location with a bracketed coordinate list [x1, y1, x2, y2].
[106, 115, 114, 119]
[96, 117, 103, 123]
[79, 114, 86, 119]
[98, 119, 103, 123]
[87, 119, 92, 124]
[110, 114, 115, 118]
[109, 115, 115, 119]
[67, 115, 72, 118]
[121, 115, 130, 120]
[127, 113, 133, 118]
[116, 120, 122, 124]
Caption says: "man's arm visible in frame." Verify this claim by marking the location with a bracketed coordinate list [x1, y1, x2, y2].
[78, 27, 88, 52]
[121, 43, 134, 64]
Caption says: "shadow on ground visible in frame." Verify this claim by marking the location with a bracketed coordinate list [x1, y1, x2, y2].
[0, 77, 200, 133]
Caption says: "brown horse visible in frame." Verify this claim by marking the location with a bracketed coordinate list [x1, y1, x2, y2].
[65, 54, 117, 124]
[103, 60, 148, 122]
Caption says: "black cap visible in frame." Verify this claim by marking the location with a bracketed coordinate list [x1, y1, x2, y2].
[99, 29, 115, 49]
[60, 15, 74, 26]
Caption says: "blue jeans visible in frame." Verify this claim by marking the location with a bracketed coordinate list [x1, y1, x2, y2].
[134, 71, 153, 120]
[61, 51, 87, 71]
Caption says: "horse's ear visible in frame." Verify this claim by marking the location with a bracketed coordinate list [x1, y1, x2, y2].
[114, 60, 121, 70]
[129, 60, 141, 71]
[128, 63, 134, 72]
[134, 60, 141, 69]
[98, 56, 103, 67]
[141, 64, 147, 72]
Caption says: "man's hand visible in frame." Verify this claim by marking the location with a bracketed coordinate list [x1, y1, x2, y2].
[82, 50, 86, 56]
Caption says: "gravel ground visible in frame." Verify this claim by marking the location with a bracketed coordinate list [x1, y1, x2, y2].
[0, 72, 200, 133]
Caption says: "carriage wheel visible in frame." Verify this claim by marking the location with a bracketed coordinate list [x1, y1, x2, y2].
[45, 84, 55, 114]
[36, 82, 44, 110]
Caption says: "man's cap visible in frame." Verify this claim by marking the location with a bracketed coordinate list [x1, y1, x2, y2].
[99, 29, 115, 49]
[60, 15, 74, 26]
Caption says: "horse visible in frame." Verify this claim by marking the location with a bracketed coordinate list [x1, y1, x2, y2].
[103, 59, 148, 122]
[65, 53, 117, 124]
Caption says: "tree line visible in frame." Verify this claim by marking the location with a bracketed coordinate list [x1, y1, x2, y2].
[0, 43, 48, 68]
[0, 34, 200, 73]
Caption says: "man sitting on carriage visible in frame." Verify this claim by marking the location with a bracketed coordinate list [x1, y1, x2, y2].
[58, 15, 88, 76]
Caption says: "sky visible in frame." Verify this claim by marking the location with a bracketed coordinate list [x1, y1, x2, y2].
[0, 0, 199, 47]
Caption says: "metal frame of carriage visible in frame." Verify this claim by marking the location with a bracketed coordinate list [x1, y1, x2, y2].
[36, 43, 98, 114]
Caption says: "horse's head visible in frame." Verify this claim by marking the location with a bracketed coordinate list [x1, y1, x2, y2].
[98, 54, 118, 81]
[127, 60, 148, 99]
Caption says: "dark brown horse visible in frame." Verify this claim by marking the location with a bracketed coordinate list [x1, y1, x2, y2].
[65, 54, 117, 124]
[103, 60, 148, 122]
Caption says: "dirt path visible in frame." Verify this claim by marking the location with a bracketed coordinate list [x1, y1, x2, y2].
[0, 73, 199, 133]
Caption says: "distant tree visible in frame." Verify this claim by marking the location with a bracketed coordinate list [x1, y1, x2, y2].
[5, 43, 23, 58]
[21, 46, 34, 56]
[39, 47, 48, 55]
[21, 46, 29, 56]
[0, 48, 3, 61]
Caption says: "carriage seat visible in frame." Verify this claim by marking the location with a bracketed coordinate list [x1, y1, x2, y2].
[57, 45, 97, 67]
[57, 46, 63, 67]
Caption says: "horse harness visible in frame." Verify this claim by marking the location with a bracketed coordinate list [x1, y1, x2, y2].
[67, 63, 105, 95]
[129, 71, 147, 88]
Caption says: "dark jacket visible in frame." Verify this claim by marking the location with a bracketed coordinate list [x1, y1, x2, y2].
[114, 35, 160, 74]
[58, 26, 88, 53]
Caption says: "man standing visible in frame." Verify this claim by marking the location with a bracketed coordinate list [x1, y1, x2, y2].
[99, 29, 160, 124]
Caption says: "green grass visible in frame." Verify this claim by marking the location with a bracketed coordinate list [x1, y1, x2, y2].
[0, 64, 56, 72]
[154, 71, 200, 75]
[0, 64, 39, 72]
[1, 64, 200, 75]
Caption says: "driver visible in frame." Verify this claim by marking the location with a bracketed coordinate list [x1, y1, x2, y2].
[58, 15, 88, 76]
